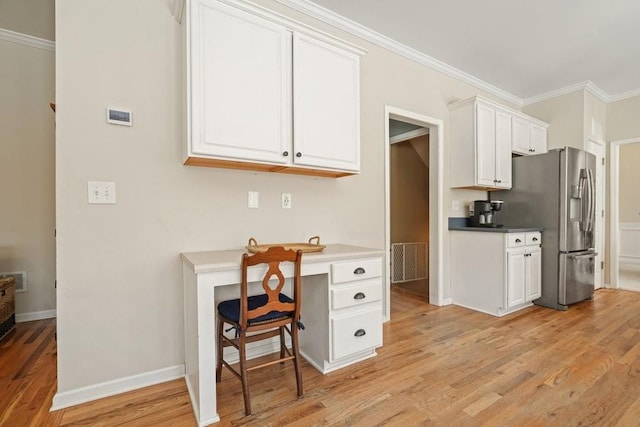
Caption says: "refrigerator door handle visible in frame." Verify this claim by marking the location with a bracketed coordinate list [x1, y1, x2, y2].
[586, 168, 595, 232]
[578, 169, 588, 232]
[567, 250, 597, 260]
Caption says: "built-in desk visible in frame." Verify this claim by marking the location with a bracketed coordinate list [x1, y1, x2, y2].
[181, 244, 385, 426]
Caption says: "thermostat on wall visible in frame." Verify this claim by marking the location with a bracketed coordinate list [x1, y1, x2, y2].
[107, 108, 132, 126]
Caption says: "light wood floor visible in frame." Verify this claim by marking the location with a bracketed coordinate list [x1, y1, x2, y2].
[4, 287, 640, 426]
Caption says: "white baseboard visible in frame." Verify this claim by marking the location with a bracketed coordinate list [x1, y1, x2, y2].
[16, 309, 56, 323]
[50, 364, 185, 411]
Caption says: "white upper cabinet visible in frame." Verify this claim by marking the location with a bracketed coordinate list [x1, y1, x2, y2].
[293, 33, 360, 172]
[512, 115, 548, 156]
[184, 0, 365, 177]
[449, 96, 548, 190]
[449, 97, 512, 190]
[190, 1, 292, 164]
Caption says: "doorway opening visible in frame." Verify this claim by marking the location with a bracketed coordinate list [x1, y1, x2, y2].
[384, 106, 445, 320]
[389, 120, 429, 298]
[610, 137, 640, 291]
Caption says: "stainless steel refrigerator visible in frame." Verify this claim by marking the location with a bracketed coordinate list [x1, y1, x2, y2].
[495, 147, 596, 310]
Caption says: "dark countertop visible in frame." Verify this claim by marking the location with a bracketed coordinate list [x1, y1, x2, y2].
[448, 217, 543, 233]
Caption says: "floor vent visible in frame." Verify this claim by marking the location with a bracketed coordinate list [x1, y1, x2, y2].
[391, 242, 427, 283]
[1, 271, 27, 292]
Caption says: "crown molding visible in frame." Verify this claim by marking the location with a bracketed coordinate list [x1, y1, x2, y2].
[523, 80, 640, 106]
[523, 81, 597, 105]
[274, 0, 640, 107]
[607, 87, 640, 103]
[274, 0, 523, 107]
[0, 27, 55, 51]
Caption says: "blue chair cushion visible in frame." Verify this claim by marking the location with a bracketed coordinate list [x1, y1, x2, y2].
[217, 293, 294, 325]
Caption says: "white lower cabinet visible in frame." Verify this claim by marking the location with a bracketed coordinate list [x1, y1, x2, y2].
[451, 231, 542, 316]
[300, 257, 383, 373]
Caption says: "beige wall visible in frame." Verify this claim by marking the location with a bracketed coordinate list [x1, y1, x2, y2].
[619, 143, 640, 223]
[607, 96, 640, 142]
[55, 0, 531, 394]
[0, 37, 56, 315]
[391, 136, 429, 296]
[0, 0, 55, 40]
[522, 90, 584, 150]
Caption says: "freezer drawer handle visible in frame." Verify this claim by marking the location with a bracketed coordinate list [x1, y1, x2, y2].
[568, 252, 598, 260]
[353, 267, 366, 275]
[354, 329, 366, 337]
[353, 292, 366, 300]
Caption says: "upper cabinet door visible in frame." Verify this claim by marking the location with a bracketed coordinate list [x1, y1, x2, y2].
[512, 116, 531, 155]
[293, 33, 360, 171]
[475, 103, 497, 187]
[495, 110, 512, 189]
[191, 1, 292, 163]
[530, 123, 548, 155]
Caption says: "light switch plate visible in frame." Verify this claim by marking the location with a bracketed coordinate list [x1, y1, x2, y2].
[88, 181, 116, 204]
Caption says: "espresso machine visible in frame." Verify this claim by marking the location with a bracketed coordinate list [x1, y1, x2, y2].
[470, 200, 503, 227]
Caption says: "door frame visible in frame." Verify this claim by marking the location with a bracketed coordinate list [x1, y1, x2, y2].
[587, 138, 605, 288]
[384, 106, 445, 314]
[610, 136, 640, 289]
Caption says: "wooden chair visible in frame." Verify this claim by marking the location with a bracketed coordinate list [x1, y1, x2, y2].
[216, 246, 304, 415]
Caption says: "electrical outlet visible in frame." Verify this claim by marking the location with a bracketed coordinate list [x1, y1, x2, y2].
[452, 200, 460, 211]
[248, 191, 259, 209]
[281, 193, 292, 209]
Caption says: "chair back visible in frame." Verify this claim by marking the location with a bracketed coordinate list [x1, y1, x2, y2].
[240, 246, 302, 328]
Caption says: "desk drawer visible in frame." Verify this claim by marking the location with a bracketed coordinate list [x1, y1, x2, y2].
[331, 280, 382, 310]
[331, 307, 382, 361]
[331, 258, 382, 284]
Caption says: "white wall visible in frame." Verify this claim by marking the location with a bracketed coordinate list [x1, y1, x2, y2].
[0, 34, 56, 317]
[55, 0, 530, 397]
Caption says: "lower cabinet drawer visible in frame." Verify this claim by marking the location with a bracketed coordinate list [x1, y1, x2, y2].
[331, 258, 382, 284]
[331, 280, 382, 310]
[331, 307, 382, 361]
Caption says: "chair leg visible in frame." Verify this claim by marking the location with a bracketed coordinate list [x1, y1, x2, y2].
[216, 318, 224, 383]
[291, 323, 304, 398]
[279, 326, 286, 363]
[239, 332, 251, 416]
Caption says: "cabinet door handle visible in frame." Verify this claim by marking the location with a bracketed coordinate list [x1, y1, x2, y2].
[282, 151, 289, 157]
[515, 238, 522, 243]
[0, 289, 5, 297]
[354, 329, 366, 337]
[353, 292, 366, 300]
[296, 152, 302, 158]
[353, 267, 365, 275]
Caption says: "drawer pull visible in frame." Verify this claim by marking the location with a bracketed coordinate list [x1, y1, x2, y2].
[515, 238, 522, 243]
[353, 267, 366, 275]
[532, 237, 538, 242]
[353, 292, 366, 300]
[354, 329, 366, 337]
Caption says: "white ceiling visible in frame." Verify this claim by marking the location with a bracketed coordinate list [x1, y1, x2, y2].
[286, 0, 640, 104]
